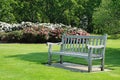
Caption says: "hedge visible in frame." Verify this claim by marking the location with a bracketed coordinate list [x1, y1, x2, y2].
[0, 27, 89, 43]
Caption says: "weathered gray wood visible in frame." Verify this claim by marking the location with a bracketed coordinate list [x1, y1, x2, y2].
[48, 44, 52, 65]
[101, 34, 107, 71]
[47, 34, 107, 72]
[94, 39, 97, 53]
[51, 52, 101, 58]
[60, 55, 63, 64]
[81, 38, 84, 52]
[72, 38, 76, 51]
[67, 38, 70, 51]
[88, 48, 93, 72]
[101, 58, 104, 71]
[60, 44, 63, 64]
[87, 45, 104, 49]
[78, 38, 81, 52]
[75, 38, 79, 52]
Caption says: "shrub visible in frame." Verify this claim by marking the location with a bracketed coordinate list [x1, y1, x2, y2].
[7, 31, 22, 43]
[0, 32, 7, 42]
[36, 27, 49, 43]
[21, 27, 37, 43]
[48, 28, 64, 42]
[0, 26, 90, 43]
[110, 34, 120, 39]
[66, 28, 90, 36]
[0, 31, 23, 43]
[21, 27, 49, 43]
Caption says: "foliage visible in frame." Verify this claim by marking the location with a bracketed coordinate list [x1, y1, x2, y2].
[0, 0, 16, 23]
[93, 0, 120, 34]
[0, 0, 102, 33]
[66, 28, 90, 36]
[48, 28, 64, 42]
[2, 0, 120, 34]
[0, 26, 89, 43]
[0, 32, 7, 42]
[109, 34, 120, 39]
[0, 31, 23, 43]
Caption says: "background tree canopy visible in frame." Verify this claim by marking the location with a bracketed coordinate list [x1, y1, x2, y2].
[0, 0, 120, 34]
[93, 0, 120, 34]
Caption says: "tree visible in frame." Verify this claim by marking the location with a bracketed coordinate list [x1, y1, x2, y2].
[0, 0, 16, 23]
[82, 0, 102, 32]
[0, 0, 103, 33]
[93, 0, 120, 34]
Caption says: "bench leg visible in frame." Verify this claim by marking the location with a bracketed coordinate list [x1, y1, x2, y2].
[101, 58, 104, 71]
[60, 55, 63, 64]
[88, 59, 92, 72]
[48, 53, 52, 65]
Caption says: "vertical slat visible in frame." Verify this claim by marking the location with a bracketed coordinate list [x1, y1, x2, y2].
[81, 38, 84, 52]
[70, 37, 73, 52]
[89, 38, 91, 45]
[92, 38, 95, 53]
[64, 37, 67, 51]
[78, 38, 81, 52]
[100, 39, 103, 45]
[92, 38, 95, 45]
[84, 39, 86, 53]
[99, 38, 103, 54]
[48, 44, 52, 65]
[85, 38, 89, 53]
[72, 38, 76, 52]
[76, 38, 79, 52]
[67, 37, 70, 51]
[95, 39, 99, 53]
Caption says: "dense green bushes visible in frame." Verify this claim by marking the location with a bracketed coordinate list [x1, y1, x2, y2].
[0, 31, 23, 43]
[93, 0, 120, 34]
[0, 0, 102, 33]
[0, 27, 89, 43]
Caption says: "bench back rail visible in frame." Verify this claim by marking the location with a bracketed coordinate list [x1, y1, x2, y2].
[61, 34, 107, 56]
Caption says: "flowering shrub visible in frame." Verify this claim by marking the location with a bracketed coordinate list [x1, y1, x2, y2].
[0, 26, 90, 43]
[66, 28, 90, 36]
[0, 32, 7, 42]
[0, 31, 23, 43]
[36, 27, 49, 43]
[49, 28, 64, 42]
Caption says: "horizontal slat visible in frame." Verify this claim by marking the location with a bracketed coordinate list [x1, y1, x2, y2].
[47, 42, 62, 45]
[87, 45, 104, 49]
[92, 57, 103, 60]
[92, 65, 102, 68]
[64, 35, 105, 39]
[51, 52, 101, 58]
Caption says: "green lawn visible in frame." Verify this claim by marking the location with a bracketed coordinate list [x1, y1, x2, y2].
[0, 39, 120, 80]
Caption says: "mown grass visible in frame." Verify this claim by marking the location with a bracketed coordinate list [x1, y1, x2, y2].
[0, 39, 120, 80]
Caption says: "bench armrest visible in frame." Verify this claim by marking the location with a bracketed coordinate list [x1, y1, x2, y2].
[47, 42, 62, 46]
[47, 42, 63, 53]
[87, 45, 104, 49]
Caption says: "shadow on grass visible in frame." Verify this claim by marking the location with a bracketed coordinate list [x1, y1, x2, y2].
[7, 52, 49, 64]
[6, 48, 120, 68]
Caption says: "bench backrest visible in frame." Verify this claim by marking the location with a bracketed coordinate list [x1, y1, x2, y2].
[61, 34, 107, 54]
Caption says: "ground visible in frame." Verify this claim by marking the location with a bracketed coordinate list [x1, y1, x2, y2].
[0, 39, 120, 80]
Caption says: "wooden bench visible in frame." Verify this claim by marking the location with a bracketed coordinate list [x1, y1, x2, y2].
[47, 34, 107, 72]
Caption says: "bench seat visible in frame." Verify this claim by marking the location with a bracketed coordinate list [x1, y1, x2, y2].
[52, 52, 102, 59]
